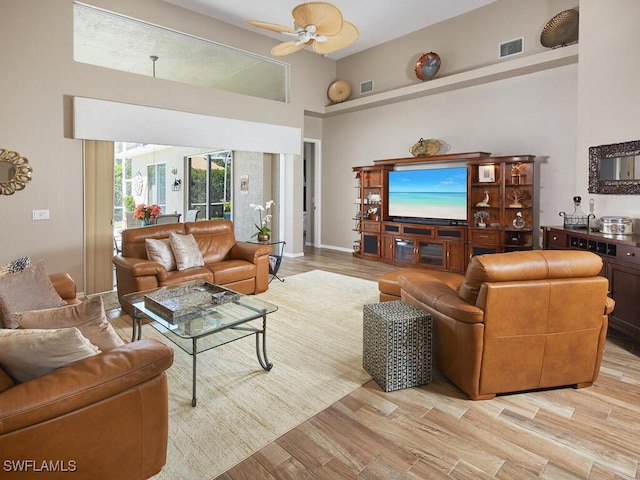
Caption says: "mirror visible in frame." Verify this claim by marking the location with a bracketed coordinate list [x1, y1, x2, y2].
[0, 149, 33, 195]
[589, 140, 640, 194]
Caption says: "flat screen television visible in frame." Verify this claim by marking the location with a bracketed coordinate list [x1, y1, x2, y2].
[388, 166, 468, 222]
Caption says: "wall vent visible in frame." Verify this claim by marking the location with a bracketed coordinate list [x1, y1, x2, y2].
[498, 37, 524, 59]
[360, 80, 374, 95]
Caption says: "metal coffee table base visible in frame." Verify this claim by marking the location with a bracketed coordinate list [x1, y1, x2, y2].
[190, 315, 273, 407]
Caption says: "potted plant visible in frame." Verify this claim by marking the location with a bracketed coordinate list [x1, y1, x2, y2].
[250, 200, 274, 241]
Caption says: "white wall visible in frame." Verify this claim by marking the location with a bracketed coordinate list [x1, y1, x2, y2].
[576, 0, 640, 224]
[321, 64, 578, 250]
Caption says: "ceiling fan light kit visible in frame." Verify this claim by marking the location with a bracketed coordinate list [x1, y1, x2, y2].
[245, 2, 359, 56]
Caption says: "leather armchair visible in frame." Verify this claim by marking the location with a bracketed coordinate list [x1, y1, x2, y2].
[0, 275, 174, 479]
[398, 250, 615, 400]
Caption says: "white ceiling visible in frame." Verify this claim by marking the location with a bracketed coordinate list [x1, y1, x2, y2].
[162, 0, 498, 59]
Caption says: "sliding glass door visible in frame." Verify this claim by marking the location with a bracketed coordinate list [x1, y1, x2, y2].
[188, 150, 232, 220]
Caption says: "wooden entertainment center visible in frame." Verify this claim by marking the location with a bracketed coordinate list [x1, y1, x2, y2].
[353, 152, 535, 273]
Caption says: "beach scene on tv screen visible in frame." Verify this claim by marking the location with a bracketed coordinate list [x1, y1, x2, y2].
[388, 167, 467, 220]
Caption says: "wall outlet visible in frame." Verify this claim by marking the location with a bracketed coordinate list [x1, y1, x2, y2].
[32, 209, 50, 220]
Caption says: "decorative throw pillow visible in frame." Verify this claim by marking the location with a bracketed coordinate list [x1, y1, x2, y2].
[145, 238, 177, 271]
[0, 327, 99, 383]
[0, 260, 66, 329]
[16, 296, 125, 351]
[0, 256, 32, 279]
[169, 232, 205, 271]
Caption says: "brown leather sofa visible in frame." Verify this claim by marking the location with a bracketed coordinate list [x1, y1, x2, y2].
[113, 220, 272, 314]
[393, 250, 615, 400]
[0, 274, 174, 480]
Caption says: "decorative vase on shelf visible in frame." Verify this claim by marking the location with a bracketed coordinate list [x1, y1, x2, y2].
[257, 233, 270, 242]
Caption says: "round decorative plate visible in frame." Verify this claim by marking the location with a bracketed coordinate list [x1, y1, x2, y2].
[415, 52, 441, 81]
[410, 138, 442, 157]
[327, 80, 352, 103]
[540, 9, 579, 48]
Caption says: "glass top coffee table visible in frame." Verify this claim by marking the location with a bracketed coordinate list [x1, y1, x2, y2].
[122, 281, 277, 407]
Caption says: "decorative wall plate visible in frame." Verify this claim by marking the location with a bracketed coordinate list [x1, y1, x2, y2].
[414, 52, 441, 81]
[410, 138, 442, 157]
[327, 80, 352, 103]
[540, 9, 579, 48]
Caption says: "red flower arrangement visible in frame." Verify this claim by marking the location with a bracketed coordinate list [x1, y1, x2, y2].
[133, 204, 161, 224]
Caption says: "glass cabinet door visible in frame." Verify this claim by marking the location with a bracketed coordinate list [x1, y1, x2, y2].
[418, 242, 444, 267]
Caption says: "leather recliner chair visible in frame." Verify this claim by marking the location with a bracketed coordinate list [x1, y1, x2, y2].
[398, 250, 615, 400]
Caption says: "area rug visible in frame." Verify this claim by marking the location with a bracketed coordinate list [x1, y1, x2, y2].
[108, 270, 379, 480]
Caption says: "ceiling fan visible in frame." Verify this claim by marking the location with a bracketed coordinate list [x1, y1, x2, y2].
[245, 2, 359, 56]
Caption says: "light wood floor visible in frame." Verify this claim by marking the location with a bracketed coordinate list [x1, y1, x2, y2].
[216, 247, 640, 480]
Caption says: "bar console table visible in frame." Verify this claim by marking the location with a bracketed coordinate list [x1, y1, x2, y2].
[543, 226, 640, 341]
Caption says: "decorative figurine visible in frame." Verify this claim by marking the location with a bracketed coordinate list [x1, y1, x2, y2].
[476, 190, 490, 207]
[512, 211, 526, 229]
[474, 211, 490, 227]
[508, 189, 525, 208]
[510, 163, 523, 185]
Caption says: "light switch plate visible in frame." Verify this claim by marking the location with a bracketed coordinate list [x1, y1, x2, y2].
[32, 209, 50, 220]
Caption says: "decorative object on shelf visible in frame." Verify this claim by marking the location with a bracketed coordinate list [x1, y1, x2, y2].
[510, 163, 524, 184]
[599, 216, 633, 235]
[327, 80, 352, 103]
[367, 207, 379, 220]
[478, 165, 495, 183]
[540, 9, 579, 48]
[474, 211, 490, 228]
[367, 192, 381, 204]
[250, 200, 274, 240]
[475, 190, 490, 207]
[0, 148, 32, 195]
[512, 211, 526, 229]
[409, 138, 442, 157]
[133, 203, 161, 226]
[414, 52, 441, 81]
[508, 189, 526, 208]
[559, 196, 595, 230]
[245, 2, 359, 56]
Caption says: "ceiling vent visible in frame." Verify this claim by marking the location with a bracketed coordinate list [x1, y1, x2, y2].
[360, 80, 374, 95]
[498, 37, 524, 59]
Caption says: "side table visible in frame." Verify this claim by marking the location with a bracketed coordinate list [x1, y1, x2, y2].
[363, 300, 432, 392]
[247, 239, 286, 283]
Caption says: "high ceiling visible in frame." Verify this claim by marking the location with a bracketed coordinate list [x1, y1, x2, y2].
[162, 0, 497, 59]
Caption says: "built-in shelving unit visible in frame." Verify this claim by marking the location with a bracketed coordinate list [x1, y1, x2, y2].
[352, 152, 536, 272]
[325, 45, 578, 117]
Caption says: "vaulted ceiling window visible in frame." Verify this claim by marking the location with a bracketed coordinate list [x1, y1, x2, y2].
[73, 2, 288, 102]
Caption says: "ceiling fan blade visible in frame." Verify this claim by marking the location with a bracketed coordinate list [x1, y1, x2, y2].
[245, 19, 297, 35]
[271, 40, 311, 56]
[312, 21, 359, 54]
[292, 2, 343, 37]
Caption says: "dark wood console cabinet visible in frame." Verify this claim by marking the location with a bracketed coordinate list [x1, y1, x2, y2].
[543, 226, 640, 340]
[382, 222, 467, 273]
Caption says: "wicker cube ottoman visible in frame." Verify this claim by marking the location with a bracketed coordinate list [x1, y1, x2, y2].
[363, 300, 432, 392]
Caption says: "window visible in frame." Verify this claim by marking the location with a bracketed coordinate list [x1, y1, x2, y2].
[73, 3, 288, 102]
[147, 163, 166, 211]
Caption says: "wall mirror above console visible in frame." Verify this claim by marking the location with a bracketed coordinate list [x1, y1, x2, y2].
[588, 139, 640, 194]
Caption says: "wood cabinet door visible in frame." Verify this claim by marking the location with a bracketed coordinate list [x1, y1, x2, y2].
[446, 242, 467, 273]
[606, 260, 640, 338]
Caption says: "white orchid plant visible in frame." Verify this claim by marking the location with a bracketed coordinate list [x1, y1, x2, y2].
[250, 200, 274, 237]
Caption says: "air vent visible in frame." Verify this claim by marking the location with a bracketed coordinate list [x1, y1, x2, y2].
[498, 37, 524, 59]
[360, 80, 374, 95]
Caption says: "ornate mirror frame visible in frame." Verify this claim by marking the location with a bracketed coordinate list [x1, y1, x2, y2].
[0, 149, 33, 195]
[588, 140, 640, 194]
